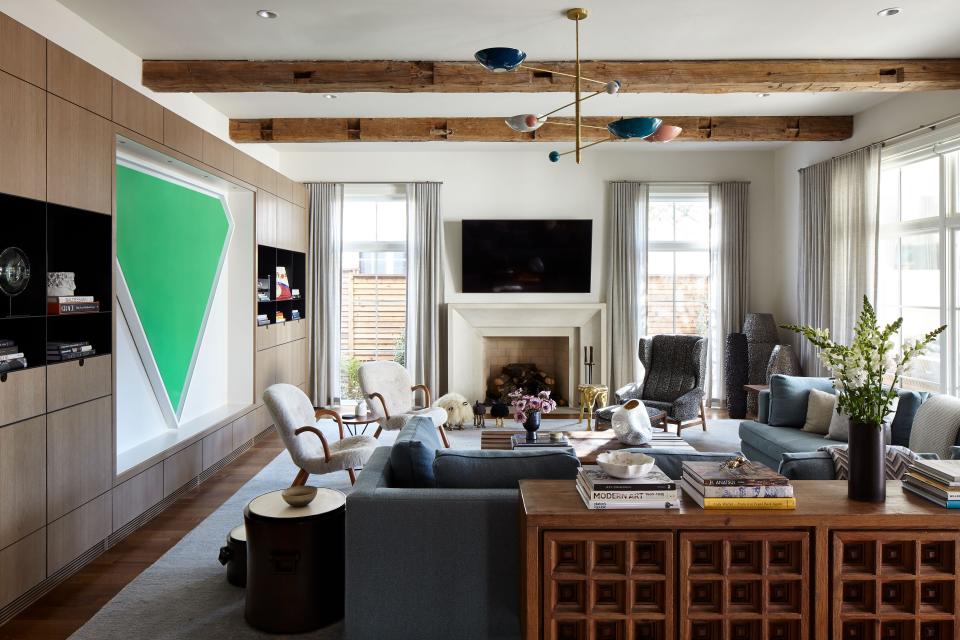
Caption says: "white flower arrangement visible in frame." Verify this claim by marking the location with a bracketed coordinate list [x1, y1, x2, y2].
[783, 296, 945, 426]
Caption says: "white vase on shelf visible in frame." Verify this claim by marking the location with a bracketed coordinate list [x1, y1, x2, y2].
[611, 398, 653, 446]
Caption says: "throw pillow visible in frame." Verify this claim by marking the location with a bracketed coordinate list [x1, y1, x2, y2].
[818, 445, 918, 480]
[826, 409, 850, 442]
[767, 375, 836, 428]
[890, 391, 926, 448]
[388, 417, 443, 488]
[909, 395, 960, 460]
[802, 389, 836, 434]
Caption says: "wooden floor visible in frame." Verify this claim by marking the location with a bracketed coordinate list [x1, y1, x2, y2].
[0, 432, 285, 640]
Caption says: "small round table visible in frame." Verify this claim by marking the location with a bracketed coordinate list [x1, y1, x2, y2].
[577, 384, 609, 431]
[338, 410, 380, 436]
[244, 488, 346, 633]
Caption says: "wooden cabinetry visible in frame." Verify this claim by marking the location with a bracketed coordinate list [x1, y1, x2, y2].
[234, 148, 260, 186]
[0, 70, 46, 201]
[162, 441, 202, 497]
[112, 463, 162, 532]
[202, 424, 234, 470]
[256, 323, 279, 351]
[0, 416, 46, 549]
[46, 396, 112, 522]
[0, 12, 45, 88]
[111, 80, 163, 142]
[46, 42, 111, 118]
[0, 366, 46, 427]
[521, 481, 960, 640]
[255, 346, 278, 406]
[46, 354, 111, 412]
[202, 131, 235, 175]
[0, 530, 45, 610]
[258, 161, 278, 195]
[233, 405, 272, 447]
[163, 110, 203, 160]
[256, 189, 277, 247]
[46, 492, 111, 574]
[47, 94, 112, 214]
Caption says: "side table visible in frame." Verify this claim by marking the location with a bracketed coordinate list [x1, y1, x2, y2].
[576, 384, 609, 431]
[337, 410, 380, 436]
[244, 488, 346, 633]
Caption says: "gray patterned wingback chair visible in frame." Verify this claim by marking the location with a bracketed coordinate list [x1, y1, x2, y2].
[629, 334, 708, 433]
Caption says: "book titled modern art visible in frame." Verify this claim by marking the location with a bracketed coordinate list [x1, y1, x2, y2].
[275, 267, 292, 300]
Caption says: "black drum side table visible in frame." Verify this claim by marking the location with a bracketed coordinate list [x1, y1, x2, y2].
[243, 488, 346, 633]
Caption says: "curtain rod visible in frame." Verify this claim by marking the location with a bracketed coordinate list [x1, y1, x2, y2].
[609, 180, 750, 185]
[304, 181, 444, 185]
[822, 111, 960, 165]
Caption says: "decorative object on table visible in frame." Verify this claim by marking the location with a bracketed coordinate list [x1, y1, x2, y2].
[281, 485, 318, 507]
[290, 309, 301, 320]
[244, 488, 346, 633]
[274, 310, 285, 323]
[724, 333, 749, 418]
[256, 313, 269, 326]
[356, 398, 369, 415]
[0, 247, 31, 297]
[784, 296, 945, 503]
[45, 270, 74, 297]
[257, 277, 270, 301]
[291, 288, 300, 298]
[576, 383, 608, 431]
[473, 8, 680, 165]
[680, 459, 797, 509]
[550, 431, 564, 442]
[509, 388, 558, 442]
[472, 401, 486, 427]
[275, 265, 292, 300]
[596, 450, 656, 478]
[765, 343, 800, 379]
[217, 524, 247, 587]
[583, 345, 595, 384]
[576, 463, 679, 509]
[47, 341, 93, 362]
[434, 392, 472, 429]
[610, 398, 653, 446]
[902, 459, 960, 508]
[490, 402, 509, 427]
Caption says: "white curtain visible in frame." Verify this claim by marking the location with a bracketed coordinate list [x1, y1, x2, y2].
[306, 183, 343, 406]
[607, 181, 648, 390]
[710, 182, 750, 405]
[406, 182, 444, 395]
[829, 144, 881, 344]
[797, 160, 832, 376]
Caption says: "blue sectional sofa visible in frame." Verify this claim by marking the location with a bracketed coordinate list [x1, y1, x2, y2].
[739, 374, 931, 473]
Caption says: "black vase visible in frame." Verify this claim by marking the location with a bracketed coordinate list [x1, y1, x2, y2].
[847, 420, 885, 502]
[524, 411, 542, 442]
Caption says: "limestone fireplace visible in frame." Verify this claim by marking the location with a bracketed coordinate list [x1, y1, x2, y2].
[446, 303, 606, 405]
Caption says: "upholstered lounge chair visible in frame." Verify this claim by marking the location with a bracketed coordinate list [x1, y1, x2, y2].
[357, 360, 449, 443]
[264, 383, 378, 486]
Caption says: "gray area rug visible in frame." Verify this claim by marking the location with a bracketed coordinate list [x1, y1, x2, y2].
[70, 418, 741, 639]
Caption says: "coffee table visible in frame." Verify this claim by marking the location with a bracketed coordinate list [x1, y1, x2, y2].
[479, 428, 694, 463]
[336, 410, 379, 436]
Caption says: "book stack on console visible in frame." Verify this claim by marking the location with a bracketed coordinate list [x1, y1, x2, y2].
[902, 460, 960, 508]
[0, 339, 27, 372]
[48, 295, 99, 315]
[576, 465, 680, 510]
[47, 341, 94, 362]
[680, 460, 796, 509]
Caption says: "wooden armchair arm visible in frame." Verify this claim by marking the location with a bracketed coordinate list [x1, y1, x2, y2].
[367, 392, 390, 419]
[438, 424, 451, 449]
[294, 426, 331, 462]
[411, 384, 432, 409]
[315, 408, 345, 440]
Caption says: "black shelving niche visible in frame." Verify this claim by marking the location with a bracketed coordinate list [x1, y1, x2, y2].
[0, 193, 47, 371]
[256, 244, 306, 325]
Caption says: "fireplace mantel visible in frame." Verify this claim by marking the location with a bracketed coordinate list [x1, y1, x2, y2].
[446, 303, 606, 404]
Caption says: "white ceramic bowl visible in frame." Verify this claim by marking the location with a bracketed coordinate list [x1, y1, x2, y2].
[596, 451, 656, 479]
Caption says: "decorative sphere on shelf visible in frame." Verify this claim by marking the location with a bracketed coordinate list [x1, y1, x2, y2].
[548, 151, 560, 163]
[611, 399, 653, 446]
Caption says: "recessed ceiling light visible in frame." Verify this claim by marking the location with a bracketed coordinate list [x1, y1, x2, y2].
[256, 9, 277, 19]
[324, 94, 338, 99]
[756, 93, 771, 98]
[877, 7, 901, 16]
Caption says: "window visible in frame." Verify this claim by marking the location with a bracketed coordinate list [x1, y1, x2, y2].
[340, 185, 407, 401]
[878, 143, 959, 394]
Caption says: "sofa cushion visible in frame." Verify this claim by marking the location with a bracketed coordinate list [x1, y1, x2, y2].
[740, 420, 841, 463]
[433, 449, 580, 489]
[767, 375, 836, 428]
[890, 391, 928, 447]
[802, 389, 836, 434]
[909, 395, 960, 460]
[827, 409, 850, 442]
[388, 417, 443, 488]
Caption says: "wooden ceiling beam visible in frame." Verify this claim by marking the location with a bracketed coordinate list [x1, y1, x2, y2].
[229, 116, 853, 143]
[144, 59, 960, 93]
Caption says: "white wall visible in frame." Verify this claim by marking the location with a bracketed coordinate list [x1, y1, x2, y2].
[0, 0, 279, 168]
[770, 91, 960, 327]
[280, 147, 778, 311]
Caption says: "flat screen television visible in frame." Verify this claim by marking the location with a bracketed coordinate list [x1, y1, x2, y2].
[461, 219, 592, 293]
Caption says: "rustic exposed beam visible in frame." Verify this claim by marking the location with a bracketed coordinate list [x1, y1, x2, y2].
[144, 59, 960, 93]
[229, 116, 853, 143]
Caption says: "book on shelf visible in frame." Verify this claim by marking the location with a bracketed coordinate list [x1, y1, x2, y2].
[909, 460, 960, 486]
[511, 434, 570, 448]
[680, 479, 797, 509]
[696, 483, 795, 499]
[0, 338, 14, 348]
[47, 340, 90, 350]
[0, 357, 27, 372]
[48, 301, 100, 315]
[256, 314, 270, 326]
[902, 479, 960, 509]
[292, 289, 300, 298]
[257, 293, 271, 302]
[904, 470, 960, 500]
[47, 295, 94, 303]
[0, 345, 20, 356]
[274, 311, 286, 323]
[0, 352, 25, 362]
[291, 310, 301, 320]
[48, 349, 95, 362]
[682, 460, 790, 487]
[576, 475, 678, 502]
[579, 465, 676, 492]
[47, 345, 93, 356]
[575, 480, 680, 510]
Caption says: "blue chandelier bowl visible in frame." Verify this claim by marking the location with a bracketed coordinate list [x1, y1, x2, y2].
[607, 117, 663, 140]
[474, 47, 527, 72]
